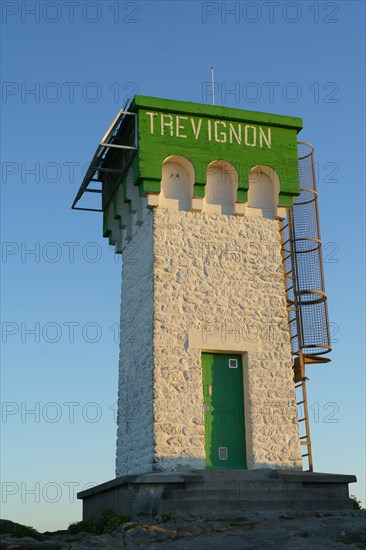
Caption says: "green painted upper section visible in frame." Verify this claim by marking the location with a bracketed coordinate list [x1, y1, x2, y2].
[131, 95, 303, 131]
[128, 95, 302, 205]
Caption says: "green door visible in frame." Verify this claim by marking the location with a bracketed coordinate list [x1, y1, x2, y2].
[202, 353, 247, 469]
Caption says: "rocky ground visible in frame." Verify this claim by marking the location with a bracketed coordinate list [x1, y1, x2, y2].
[1, 510, 366, 549]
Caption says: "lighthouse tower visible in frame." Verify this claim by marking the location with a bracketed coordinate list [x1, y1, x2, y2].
[74, 97, 354, 516]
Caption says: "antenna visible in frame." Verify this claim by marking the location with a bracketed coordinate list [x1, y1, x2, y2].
[211, 66, 215, 106]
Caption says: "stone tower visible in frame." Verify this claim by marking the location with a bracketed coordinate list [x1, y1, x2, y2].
[75, 96, 357, 518]
[99, 96, 304, 475]
[75, 95, 305, 475]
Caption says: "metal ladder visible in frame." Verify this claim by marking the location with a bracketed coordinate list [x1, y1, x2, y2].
[280, 143, 332, 472]
[280, 220, 331, 471]
[293, 353, 313, 471]
[280, 222, 314, 471]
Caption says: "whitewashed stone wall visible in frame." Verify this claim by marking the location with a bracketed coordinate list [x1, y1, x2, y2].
[116, 207, 302, 476]
[115, 210, 154, 477]
[153, 209, 301, 471]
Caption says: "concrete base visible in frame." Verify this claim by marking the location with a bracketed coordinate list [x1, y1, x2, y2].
[77, 470, 357, 520]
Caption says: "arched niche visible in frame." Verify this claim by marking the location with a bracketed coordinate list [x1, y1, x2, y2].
[159, 155, 194, 211]
[247, 165, 280, 219]
[204, 160, 238, 215]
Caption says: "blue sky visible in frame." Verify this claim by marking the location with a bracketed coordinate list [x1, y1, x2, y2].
[1, 0, 365, 532]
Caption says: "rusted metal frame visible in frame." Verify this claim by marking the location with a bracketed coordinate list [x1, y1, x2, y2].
[281, 205, 313, 472]
[298, 352, 313, 470]
[291, 207, 314, 469]
[71, 106, 138, 212]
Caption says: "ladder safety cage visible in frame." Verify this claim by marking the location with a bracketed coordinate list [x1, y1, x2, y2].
[280, 142, 332, 472]
[71, 100, 138, 213]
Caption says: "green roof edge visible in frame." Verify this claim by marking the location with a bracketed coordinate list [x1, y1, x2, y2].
[131, 95, 303, 133]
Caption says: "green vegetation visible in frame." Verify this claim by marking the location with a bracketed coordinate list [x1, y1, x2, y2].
[160, 512, 172, 523]
[212, 516, 248, 522]
[350, 494, 363, 510]
[68, 509, 131, 535]
[0, 520, 42, 540]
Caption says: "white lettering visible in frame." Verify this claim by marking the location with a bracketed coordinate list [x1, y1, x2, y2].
[145, 112, 156, 134]
[214, 120, 227, 143]
[176, 115, 188, 138]
[207, 119, 212, 141]
[229, 122, 242, 144]
[191, 118, 203, 140]
[146, 111, 272, 148]
[259, 127, 271, 148]
[244, 125, 257, 147]
[160, 114, 173, 136]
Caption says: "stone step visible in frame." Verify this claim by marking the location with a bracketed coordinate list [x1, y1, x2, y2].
[159, 498, 353, 513]
[78, 470, 357, 519]
[180, 470, 284, 482]
[182, 480, 295, 491]
[163, 485, 350, 502]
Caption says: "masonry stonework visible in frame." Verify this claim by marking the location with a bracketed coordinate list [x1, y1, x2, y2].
[115, 210, 154, 477]
[116, 207, 302, 476]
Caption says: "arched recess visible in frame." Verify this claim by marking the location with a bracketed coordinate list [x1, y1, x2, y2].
[159, 155, 194, 211]
[247, 165, 280, 219]
[204, 160, 238, 215]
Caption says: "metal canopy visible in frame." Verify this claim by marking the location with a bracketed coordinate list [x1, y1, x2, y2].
[71, 101, 138, 212]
